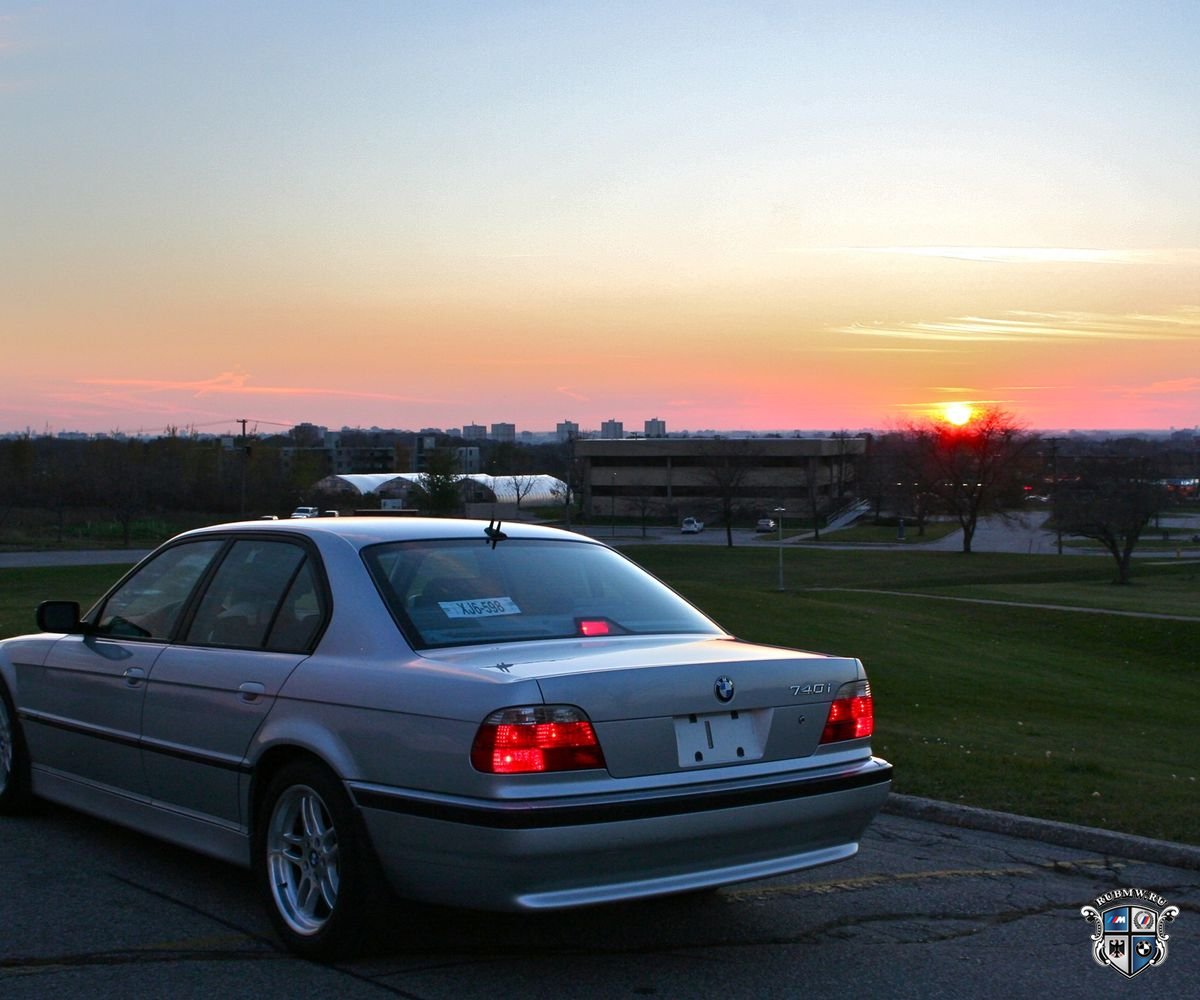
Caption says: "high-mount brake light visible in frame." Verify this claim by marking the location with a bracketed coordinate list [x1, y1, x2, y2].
[471, 705, 606, 774]
[820, 680, 874, 744]
[577, 618, 611, 636]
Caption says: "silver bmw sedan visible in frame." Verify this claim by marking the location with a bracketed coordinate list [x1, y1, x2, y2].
[0, 516, 891, 959]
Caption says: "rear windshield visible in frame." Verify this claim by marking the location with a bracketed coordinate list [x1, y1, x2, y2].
[362, 537, 722, 649]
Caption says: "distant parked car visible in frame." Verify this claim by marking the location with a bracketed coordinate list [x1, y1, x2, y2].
[680, 516, 705, 533]
[755, 518, 777, 533]
[289, 506, 319, 519]
[0, 516, 890, 959]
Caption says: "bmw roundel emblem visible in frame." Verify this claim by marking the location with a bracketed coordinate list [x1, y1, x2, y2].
[714, 676, 735, 703]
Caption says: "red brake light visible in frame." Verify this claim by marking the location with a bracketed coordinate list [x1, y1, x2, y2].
[471, 705, 607, 774]
[820, 681, 874, 744]
[577, 618, 611, 636]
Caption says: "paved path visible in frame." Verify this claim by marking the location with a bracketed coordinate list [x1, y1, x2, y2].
[923, 509, 1055, 552]
[0, 549, 149, 568]
[825, 509, 1200, 558]
[811, 587, 1200, 622]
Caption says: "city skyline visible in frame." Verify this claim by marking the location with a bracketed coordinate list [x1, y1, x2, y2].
[3, 3, 1197, 436]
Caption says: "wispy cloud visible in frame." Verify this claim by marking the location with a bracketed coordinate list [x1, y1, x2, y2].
[993, 384, 1077, 392]
[834, 346, 949, 354]
[851, 246, 1140, 265]
[780, 246, 1200, 266]
[836, 309, 1200, 345]
[893, 396, 1018, 415]
[74, 371, 447, 404]
[1120, 377, 1200, 398]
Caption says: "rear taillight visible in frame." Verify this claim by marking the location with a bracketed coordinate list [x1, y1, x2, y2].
[471, 705, 607, 774]
[820, 680, 874, 744]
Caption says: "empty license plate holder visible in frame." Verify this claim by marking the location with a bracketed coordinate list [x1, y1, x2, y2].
[673, 709, 768, 767]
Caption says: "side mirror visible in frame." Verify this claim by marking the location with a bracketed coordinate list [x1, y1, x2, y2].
[37, 601, 82, 634]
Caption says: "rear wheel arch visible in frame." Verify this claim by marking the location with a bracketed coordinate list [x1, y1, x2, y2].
[250, 746, 325, 825]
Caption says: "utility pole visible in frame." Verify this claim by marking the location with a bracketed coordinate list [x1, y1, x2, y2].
[237, 418, 249, 518]
[775, 508, 786, 591]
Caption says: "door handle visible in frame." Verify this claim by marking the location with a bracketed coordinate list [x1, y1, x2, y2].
[122, 667, 146, 687]
[238, 682, 266, 703]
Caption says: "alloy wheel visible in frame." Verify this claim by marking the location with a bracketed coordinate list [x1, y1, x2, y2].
[265, 783, 341, 936]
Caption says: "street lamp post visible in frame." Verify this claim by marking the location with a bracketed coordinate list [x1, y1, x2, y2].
[774, 507, 787, 591]
[1050, 437, 1063, 555]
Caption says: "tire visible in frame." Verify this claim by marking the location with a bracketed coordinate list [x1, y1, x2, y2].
[0, 684, 32, 815]
[254, 760, 380, 960]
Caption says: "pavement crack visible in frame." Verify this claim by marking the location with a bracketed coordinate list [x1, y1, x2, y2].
[0, 947, 281, 974]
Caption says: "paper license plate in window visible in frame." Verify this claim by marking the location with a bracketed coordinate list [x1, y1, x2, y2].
[438, 597, 521, 619]
[673, 709, 769, 767]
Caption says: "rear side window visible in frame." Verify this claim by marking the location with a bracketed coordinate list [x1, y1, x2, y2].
[363, 538, 720, 649]
[184, 539, 324, 651]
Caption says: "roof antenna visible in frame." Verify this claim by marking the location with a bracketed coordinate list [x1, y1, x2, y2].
[484, 519, 507, 548]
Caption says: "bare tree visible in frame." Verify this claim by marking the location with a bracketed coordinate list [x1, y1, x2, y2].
[94, 439, 151, 546]
[831, 430, 855, 503]
[624, 473, 668, 538]
[507, 473, 538, 512]
[903, 407, 1038, 553]
[888, 430, 942, 536]
[803, 455, 824, 541]
[1055, 457, 1165, 584]
[552, 435, 579, 526]
[694, 439, 760, 547]
[548, 478, 573, 525]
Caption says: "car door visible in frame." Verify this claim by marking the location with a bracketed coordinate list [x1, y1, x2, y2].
[141, 537, 326, 825]
[18, 539, 224, 796]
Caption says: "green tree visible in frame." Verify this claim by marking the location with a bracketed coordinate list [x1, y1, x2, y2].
[413, 448, 462, 516]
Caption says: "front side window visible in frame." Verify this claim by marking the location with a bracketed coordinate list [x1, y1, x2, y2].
[95, 540, 225, 640]
[364, 538, 721, 650]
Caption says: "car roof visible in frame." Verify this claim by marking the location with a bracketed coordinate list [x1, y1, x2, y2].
[174, 516, 598, 552]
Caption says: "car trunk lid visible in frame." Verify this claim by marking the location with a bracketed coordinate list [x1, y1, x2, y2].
[420, 635, 864, 778]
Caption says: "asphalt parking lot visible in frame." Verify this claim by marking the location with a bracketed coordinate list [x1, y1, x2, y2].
[2, 797, 1196, 999]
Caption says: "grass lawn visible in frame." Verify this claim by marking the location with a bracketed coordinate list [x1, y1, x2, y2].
[0, 564, 132, 638]
[624, 545, 1199, 845]
[2, 547, 1197, 845]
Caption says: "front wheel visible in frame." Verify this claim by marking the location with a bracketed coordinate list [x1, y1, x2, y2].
[0, 684, 32, 814]
[254, 760, 378, 959]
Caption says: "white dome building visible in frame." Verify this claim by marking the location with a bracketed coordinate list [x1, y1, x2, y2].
[311, 472, 568, 516]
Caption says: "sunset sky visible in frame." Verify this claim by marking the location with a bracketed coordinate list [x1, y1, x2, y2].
[3, 1, 1197, 437]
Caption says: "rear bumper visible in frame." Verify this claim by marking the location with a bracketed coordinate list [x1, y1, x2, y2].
[352, 756, 891, 910]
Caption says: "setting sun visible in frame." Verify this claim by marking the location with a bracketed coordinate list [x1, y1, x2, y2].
[943, 403, 975, 426]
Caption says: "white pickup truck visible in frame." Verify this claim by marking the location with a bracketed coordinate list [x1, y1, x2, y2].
[680, 516, 705, 534]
